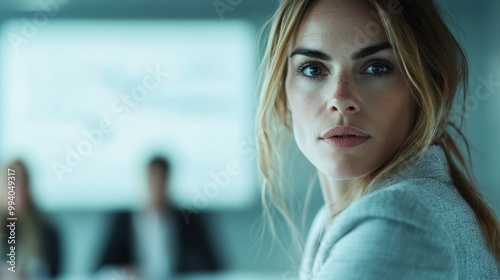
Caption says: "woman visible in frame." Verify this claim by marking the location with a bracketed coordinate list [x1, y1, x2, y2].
[0, 160, 61, 279]
[256, 0, 500, 278]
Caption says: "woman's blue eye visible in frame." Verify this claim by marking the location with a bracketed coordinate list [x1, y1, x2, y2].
[297, 63, 326, 79]
[303, 65, 324, 76]
[364, 62, 393, 76]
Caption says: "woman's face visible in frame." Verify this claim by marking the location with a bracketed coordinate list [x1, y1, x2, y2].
[285, 0, 415, 180]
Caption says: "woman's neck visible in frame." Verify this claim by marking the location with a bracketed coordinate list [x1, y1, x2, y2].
[318, 171, 361, 217]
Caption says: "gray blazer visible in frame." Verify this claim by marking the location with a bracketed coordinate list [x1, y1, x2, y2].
[300, 145, 499, 279]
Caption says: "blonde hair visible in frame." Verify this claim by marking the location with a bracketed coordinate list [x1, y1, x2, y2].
[256, 0, 500, 261]
[1, 160, 43, 272]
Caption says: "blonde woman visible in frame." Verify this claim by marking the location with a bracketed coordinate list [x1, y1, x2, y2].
[0, 160, 61, 279]
[257, 0, 500, 279]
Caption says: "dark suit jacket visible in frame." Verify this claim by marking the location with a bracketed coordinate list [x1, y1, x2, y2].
[96, 208, 222, 274]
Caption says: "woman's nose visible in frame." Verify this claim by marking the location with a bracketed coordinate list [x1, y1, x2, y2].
[326, 76, 360, 114]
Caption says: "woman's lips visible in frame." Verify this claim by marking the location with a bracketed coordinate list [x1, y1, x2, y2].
[321, 136, 370, 148]
[320, 126, 371, 148]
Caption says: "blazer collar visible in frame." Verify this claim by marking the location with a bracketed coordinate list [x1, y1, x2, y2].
[372, 144, 454, 191]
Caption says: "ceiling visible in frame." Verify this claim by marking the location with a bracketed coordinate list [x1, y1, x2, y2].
[0, 0, 279, 20]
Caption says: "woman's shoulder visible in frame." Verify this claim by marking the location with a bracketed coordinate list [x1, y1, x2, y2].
[310, 180, 499, 279]
[337, 181, 453, 235]
[339, 179, 476, 232]
[309, 182, 461, 279]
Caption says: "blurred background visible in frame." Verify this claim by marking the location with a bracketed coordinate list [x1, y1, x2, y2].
[0, 0, 498, 279]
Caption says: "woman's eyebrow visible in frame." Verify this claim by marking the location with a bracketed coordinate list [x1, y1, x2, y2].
[289, 42, 392, 61]
[289, 48, 331, 60]
[351, 42, 392, 60]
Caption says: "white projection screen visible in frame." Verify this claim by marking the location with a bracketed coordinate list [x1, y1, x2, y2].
[0, 20, 258, 211]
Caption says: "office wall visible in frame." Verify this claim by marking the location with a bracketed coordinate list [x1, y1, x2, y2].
[444, 0, 500, 215]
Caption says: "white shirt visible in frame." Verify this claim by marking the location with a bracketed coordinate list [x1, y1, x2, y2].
[132, 210, 178, 279]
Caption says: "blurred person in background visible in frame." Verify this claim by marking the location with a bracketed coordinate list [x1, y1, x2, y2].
[96, 156, 222, 279]
[0, 160, 61, 279]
